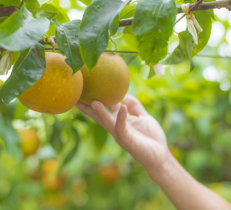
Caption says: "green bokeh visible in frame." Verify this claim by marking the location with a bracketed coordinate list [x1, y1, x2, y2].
[0, 0, 231, 210]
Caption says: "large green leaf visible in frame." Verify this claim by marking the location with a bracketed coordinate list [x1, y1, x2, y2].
[53, 19, 84, 74]
[50, 121, 64, 152]
[58, 124, 80, 169]
[148, 66, 155, 79]
[161, 11, 211, 68]
[38, 3, 69, 36]
[160, 31, 196, 71]
[79, 0, 129, 72]
[191, 11, 211, 56]
[120, 3, 136, 19]
[0, 114, 22, 159]
[25, 0, 40, 16]
[0, 43, 46, 107]
[132, 0, 177, 66]
[110, 14, 119, 36]
[0, 5, 50, 51]
[179, 31, 194, 59]
[0, 0, 20, 7]
[0, 16, 7, 24]
[36, 10, 58, 20]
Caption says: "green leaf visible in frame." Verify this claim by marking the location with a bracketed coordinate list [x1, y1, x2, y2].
[0, 5, 50, 51]
[191, 11, 211, 56]
[0, 114, 22, 159]
[0, 0, 20, 7]
[204, 10, 215, 21]
[38, 3, 69, 36]
[25, 0, 40, 16]
[90, 123, 108, 150]
[110, 14, 119, 36]
[120, 3, 136, 19]
[190, 59, 196, 72]
[161, 12, 211, 67]
[160, 45, 187, 65]
[0, 43, 46, 107]
[53, 18, 84, 74]
[58, 125, 80, 169]
[79, 0, 92, 6]
[160, 31, 194, 65]
[79, 0, 129, 72]
[148, 66, 155, 79]
[0, 16, 7, 24]
[36, 10, 58, 20]
[132, 0, 177, 66]
[109, 36, 117, 51]
[50, 121, 64, 152]
[179, 31, 194, 59]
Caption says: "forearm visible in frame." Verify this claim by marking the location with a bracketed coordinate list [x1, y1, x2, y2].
[146, 152, 231, 210]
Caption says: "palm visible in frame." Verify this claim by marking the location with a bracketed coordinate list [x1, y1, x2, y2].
[76, 95, 169, 172]
[122, 114, 168, 170]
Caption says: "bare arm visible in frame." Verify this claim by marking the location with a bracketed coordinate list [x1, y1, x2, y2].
[76, 95, 231, 210]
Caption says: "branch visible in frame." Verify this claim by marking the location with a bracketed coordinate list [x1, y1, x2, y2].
[0, 6, 19, 18]
[19, 0, 24, 9]
[119, 0, 231, 27]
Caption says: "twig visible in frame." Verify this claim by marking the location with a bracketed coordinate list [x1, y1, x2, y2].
[174, 0, 203, 25]
[105, 50, 138, 54]
[49, 37, 56, 52]
[174, 14, 186, 25]
[127, 54, 138, 64]
[19, 0, 24, 9]
[195, 54, 231, 59]
[45, 48, 59, 51]
[0, 6, 19, 18]
[119, 0, 231, 27]
[39, 36, 56, 45]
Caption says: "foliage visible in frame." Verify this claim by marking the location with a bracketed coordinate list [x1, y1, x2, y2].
[0, 0, 231, 209]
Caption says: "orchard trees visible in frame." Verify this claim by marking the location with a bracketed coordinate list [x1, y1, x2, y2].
[0, 0, 231, 209]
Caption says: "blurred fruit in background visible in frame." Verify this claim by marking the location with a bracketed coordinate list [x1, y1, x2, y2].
[18, 128, 40, 157]
[40, 192, 67, 209]
[41, 159, 65, 191]
[0, 1, 231, 209]
[99, 163, 121, 184]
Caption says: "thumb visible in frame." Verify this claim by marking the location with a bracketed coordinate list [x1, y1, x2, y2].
[115, 104, 129, 148]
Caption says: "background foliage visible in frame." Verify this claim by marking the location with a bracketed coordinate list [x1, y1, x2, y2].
[0, 0, 231, 209]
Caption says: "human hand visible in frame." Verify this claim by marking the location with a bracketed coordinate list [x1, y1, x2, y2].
[76, 95, 172, 179]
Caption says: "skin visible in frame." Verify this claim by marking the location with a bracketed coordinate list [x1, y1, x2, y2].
[76, 94, 231, 210]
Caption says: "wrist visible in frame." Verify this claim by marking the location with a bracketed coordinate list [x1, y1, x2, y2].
[145, 151, 183, 186]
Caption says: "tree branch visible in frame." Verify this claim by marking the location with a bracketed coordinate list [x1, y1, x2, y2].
[0, 6, 19, 18]
[119, 0, 231, 27]
[1, 0, 231, 53]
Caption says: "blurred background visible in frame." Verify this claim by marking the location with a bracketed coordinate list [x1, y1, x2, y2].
[0, 0, 231, 209]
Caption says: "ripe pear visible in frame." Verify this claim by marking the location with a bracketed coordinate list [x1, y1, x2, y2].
[80, 52, 130, 106]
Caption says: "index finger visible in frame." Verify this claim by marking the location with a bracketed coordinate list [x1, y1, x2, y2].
[123, 94, 148, 116]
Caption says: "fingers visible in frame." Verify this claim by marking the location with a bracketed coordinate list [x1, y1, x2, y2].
[91, 100, 115, 134]
[108, 103, 121, 113]
[76, 101, 101, 124]
[123, 94, 148, 116]
[115, 104, 129, 147]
